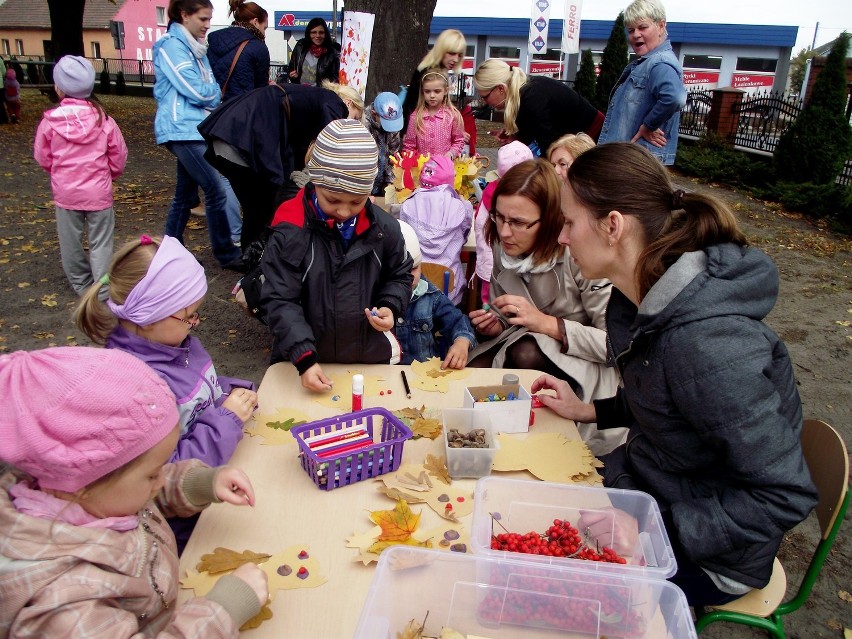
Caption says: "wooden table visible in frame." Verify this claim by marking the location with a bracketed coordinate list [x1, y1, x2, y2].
[179, 364, 588, 638]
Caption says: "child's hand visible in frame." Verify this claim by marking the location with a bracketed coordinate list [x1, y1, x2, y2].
[469, 308, 504, 337]
[222, 388, 258, 423]
[442, 338, 470, 370]
[365, 306, 394, 332]
[301, 363, 334, 392]
[213, 467, 256, 506]
[232, 563, 269, 608]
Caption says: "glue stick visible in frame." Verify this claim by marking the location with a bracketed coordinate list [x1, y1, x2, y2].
[352, 374, 364, 411]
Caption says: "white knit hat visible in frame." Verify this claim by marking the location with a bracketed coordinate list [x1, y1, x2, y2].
[307, 119, 379, 195]
[53, 55, 96, 99]
[397, 220, 422, 268]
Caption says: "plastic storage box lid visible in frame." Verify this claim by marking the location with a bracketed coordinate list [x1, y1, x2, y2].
[470, 476, 677, 579]
[354, 546, 697, 639]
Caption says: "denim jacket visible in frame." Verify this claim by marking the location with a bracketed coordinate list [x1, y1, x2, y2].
[598, 40, 686, 165]
[395, 280, 476, 364]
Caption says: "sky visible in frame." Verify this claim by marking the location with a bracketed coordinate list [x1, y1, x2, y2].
[211, 0, 850, 54]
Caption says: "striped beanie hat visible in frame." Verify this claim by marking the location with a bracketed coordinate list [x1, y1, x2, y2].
[307, 119, 379, 195]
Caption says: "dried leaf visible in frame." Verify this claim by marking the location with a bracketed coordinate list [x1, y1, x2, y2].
[370, 499, 420, 541]
[410, 417, 442, 440]
[266, 417, 305, 431]
[378, 485, 427, 503]
[393, 405, 426, 421]
[397, 618, 425, 639]
[367, 536, 431, 554]
[839, 590, 852, 602]
[424, 454, 451, 485]
[240, 604, 273, 630]
[826, 619, 843, 631]
[196, 547, 271, 574]
[426, 368, 453, 378]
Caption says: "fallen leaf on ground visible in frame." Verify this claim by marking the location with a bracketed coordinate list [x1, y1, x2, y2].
[839, 590, 852, 602]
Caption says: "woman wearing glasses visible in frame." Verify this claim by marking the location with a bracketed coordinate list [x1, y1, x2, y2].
[284, 17, 340, 86]
[467, 159, 623, 455]
[75, 235, 257, 553]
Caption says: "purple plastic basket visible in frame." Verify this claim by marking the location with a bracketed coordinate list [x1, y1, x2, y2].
[291, 408, 413, 491]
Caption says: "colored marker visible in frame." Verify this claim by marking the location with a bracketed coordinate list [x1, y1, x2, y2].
[401, 370, 412, 399]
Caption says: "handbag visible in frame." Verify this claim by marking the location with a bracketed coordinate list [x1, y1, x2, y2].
[220, 40, 249, 99]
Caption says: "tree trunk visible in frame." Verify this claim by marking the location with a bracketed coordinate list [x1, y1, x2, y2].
[342, 0, 437, 104]
[47, 0, 86, 60]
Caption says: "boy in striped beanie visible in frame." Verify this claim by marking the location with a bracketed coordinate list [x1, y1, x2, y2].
[259, 119, 414, 391]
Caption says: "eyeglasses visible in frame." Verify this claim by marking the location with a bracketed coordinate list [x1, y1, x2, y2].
[489, 212, 541, 231]
[480, 87, 496, 102]
[169, 311, 200, 327]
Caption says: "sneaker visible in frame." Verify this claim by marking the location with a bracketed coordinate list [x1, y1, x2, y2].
[222, 257, 248, 273]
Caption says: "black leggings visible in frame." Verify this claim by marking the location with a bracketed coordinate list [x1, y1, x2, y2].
[469, 335, 580, 393]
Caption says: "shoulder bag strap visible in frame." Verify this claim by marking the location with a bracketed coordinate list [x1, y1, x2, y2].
[221, 40, 250, 99]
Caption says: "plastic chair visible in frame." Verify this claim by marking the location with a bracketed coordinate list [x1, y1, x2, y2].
[694, 418, 849, 638]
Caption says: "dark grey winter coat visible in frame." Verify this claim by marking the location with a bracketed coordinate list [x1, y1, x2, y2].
[596, 243, 818, 588]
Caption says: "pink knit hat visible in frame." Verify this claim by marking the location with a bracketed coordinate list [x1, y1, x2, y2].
[498, 141, 534, 177]
[419, 156, 456, 189]
[0, 347, 179, 492]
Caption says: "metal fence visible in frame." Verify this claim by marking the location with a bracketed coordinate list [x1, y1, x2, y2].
[679, 89, 712, 138]
[732, 89, 803, 154]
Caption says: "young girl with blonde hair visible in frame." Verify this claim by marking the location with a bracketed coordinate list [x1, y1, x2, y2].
[75, 234, 257, 551]
[402, 68, 465, 158]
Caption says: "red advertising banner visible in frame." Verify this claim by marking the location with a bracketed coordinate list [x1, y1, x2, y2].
[731, 73, 775, 89]
[682, 71, 720, 85]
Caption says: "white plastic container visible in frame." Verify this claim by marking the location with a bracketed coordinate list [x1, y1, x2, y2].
[353, 546, 697, 639]
[470, 476, 677, 580]
[443, 408, 498, 479]
[463, 383, 532, 433]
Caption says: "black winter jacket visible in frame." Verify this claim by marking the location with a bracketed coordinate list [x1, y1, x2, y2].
[199, 83, 347, 186]
[207, 26, 270, 102]
[285, 38, 341, 86]
[515, 77, 601, 152]
[260, 186, 413, 367]
[596, 244, 817, 589]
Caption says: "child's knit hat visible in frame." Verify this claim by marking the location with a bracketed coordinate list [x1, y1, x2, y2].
[419, 156, 455, 189]
[53, 55, 96, 99]
[307, 119, 379, 195]
[397, 220, 422, 267]
[498, 141, 535, 177]
[0, 347, 178, 493]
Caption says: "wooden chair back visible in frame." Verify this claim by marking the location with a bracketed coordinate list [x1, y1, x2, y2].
[420, 262, 454, 295]
[801, 419, 849, 538]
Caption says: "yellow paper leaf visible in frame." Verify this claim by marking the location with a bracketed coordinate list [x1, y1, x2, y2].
[371, 499, 420, 541]
[493, 433, 600, 485]
[196, 547, 271, 574]
[367, 536, 430, 554]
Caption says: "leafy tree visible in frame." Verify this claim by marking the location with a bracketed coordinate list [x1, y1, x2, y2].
[339, 0, 437, 103]
[593, 12, 628, 112]
[789, 47, 817, 94]
[574, 49, 596, 100]
[774, 32, 852, 185]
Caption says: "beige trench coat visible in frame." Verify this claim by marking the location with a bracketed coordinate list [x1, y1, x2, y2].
[468, 245, 624, 455]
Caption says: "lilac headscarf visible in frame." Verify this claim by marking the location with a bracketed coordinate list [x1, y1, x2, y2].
[107, 236, 208, 325]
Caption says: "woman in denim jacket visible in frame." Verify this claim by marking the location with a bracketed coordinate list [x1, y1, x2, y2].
[597, 0, 686, 165]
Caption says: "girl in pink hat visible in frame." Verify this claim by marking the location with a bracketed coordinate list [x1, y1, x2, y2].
[0, 346, 267, 637]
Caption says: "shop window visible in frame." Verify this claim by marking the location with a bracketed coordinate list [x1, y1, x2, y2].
[489, 46, 521, 59]
[736, 57, 777, 73]
[684, 54, 722, 70]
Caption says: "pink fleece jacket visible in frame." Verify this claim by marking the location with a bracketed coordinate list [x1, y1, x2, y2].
[33, 98, 127, 211]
